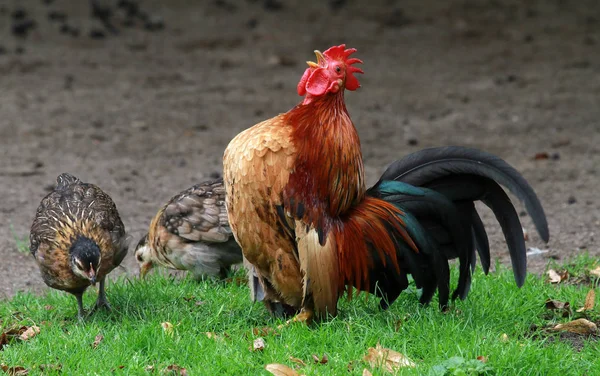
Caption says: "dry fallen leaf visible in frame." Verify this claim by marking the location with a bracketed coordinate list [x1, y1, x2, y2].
[19, 326, 40, 341]
[0, 364, 29, 376]
[545, 299, 572, 317]
[205, 332, 218, 340]
[265, 364, 299, 376]
[476, 356, 489, 363]
[289, 357, 306, 366]
[311, 354, 328, 364]
[145, 365, 155, 372]
[500, 333, 509, 342]
[363, 343, 416, 372]
[590, 266, 600, 278]
[91, 334, 104, 349]
[547, 269, 562, 283]
[552, 318, 598, 335]
[577, 289, 596, 313]
[44, 305, 54, 311]
[163, 364, 187, 376]
[161, 322, 174, 336]
[253, 337, 266, 351]
[362, 369, 373, 376]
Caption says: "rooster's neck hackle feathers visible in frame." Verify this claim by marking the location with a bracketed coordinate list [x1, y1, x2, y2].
[283, 92, 365, 236]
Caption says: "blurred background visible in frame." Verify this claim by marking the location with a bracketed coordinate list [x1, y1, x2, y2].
[1, 0, 598, 297]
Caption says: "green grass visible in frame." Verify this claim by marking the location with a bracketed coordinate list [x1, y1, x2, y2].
[1, 258, 599, 376]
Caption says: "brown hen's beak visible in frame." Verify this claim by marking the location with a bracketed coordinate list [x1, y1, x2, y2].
[140, 262, 153, 279]
[88, 264, 97, 285]
[306, 50, 326, 68]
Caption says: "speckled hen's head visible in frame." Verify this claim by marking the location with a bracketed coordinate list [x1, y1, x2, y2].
[134, 233, 154, 278]
[297, 44, 364, 103]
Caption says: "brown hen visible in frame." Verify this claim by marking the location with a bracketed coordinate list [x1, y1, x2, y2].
[30, 173, 130, 318]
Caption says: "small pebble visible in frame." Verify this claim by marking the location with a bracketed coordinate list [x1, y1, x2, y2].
[407, 138, 419, 146]
[48, 10, 67, 22]
[567, 196, 577, 205]
[12, 20, 36, 37]
[210, 171, 222, 179]
[263, 0, 283, 11]
[144, 16, 165, 32]
[550, 152, 560, 160]
[89, 28, 106, 39]
[246, 18, 258, 29]
[12, 8, 27, 20]
[15, 46, 25, 54]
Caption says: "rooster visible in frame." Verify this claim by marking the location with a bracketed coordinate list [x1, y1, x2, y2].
[30, 173, 130, 318]
[223, 45, 548, 322]
[134, 179, 243, 280]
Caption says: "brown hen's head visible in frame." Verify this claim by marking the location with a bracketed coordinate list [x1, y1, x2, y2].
[297, 44, 364, 102]
[69, 235, 101, 285]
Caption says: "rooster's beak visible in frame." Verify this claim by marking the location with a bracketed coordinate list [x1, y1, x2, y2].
[307, 50, 326, 68]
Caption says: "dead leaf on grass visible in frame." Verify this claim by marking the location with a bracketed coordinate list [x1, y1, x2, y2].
[576, 289, 595, 313]
[362, 369, 373, 376]
[161, 322, 174, 336]
[253, 337, 266, 351]
[500, 333, 509, 342]
[44, 305, 54, 311]
[163, 364, 187, 376]
[19, 326, 39, 341]
[476, 356, 488, 363]
[311, 354, 328, 364]
[0, 364, 29, 376]
[545, 299, 572, 316]
[289, 357, 306, 366]
[265, 364, 299, 376]
[547, 269, 563, 283]
[590, 266, 600, 278]
[91, 334, 104, 349]
[363, 343, 416, 372]
[145, 365, 155, 372]
[552, 318, 598, 335]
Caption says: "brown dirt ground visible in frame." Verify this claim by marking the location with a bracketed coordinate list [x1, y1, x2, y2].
[1, 0, 599, 299]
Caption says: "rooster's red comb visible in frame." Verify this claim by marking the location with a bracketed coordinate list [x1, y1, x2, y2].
[322, 44, 364, 91]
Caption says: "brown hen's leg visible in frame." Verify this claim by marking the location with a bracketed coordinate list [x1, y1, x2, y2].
[74, 292, 86, 319]
[92, 277, 112, 312]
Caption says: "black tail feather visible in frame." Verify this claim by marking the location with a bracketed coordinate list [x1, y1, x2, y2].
[364, 146, 548, 310]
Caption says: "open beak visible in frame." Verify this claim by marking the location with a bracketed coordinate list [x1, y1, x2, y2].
[88, 264, 97, 285]
[140, 262, 153, 279]
[306, 50, 326, 68]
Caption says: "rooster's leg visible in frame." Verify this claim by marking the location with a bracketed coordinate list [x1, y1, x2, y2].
[278, 307, 314, 328]
[92, 276, 112, 312]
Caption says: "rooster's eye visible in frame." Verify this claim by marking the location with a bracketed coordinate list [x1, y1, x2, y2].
[335, 66, 341, 73]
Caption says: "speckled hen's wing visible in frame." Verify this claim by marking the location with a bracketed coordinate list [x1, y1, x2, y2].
[30, 173, 128, 264]
[159, 179, 231, 244]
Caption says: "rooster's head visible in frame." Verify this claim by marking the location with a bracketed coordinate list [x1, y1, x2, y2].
[297, 44, 364, 100]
